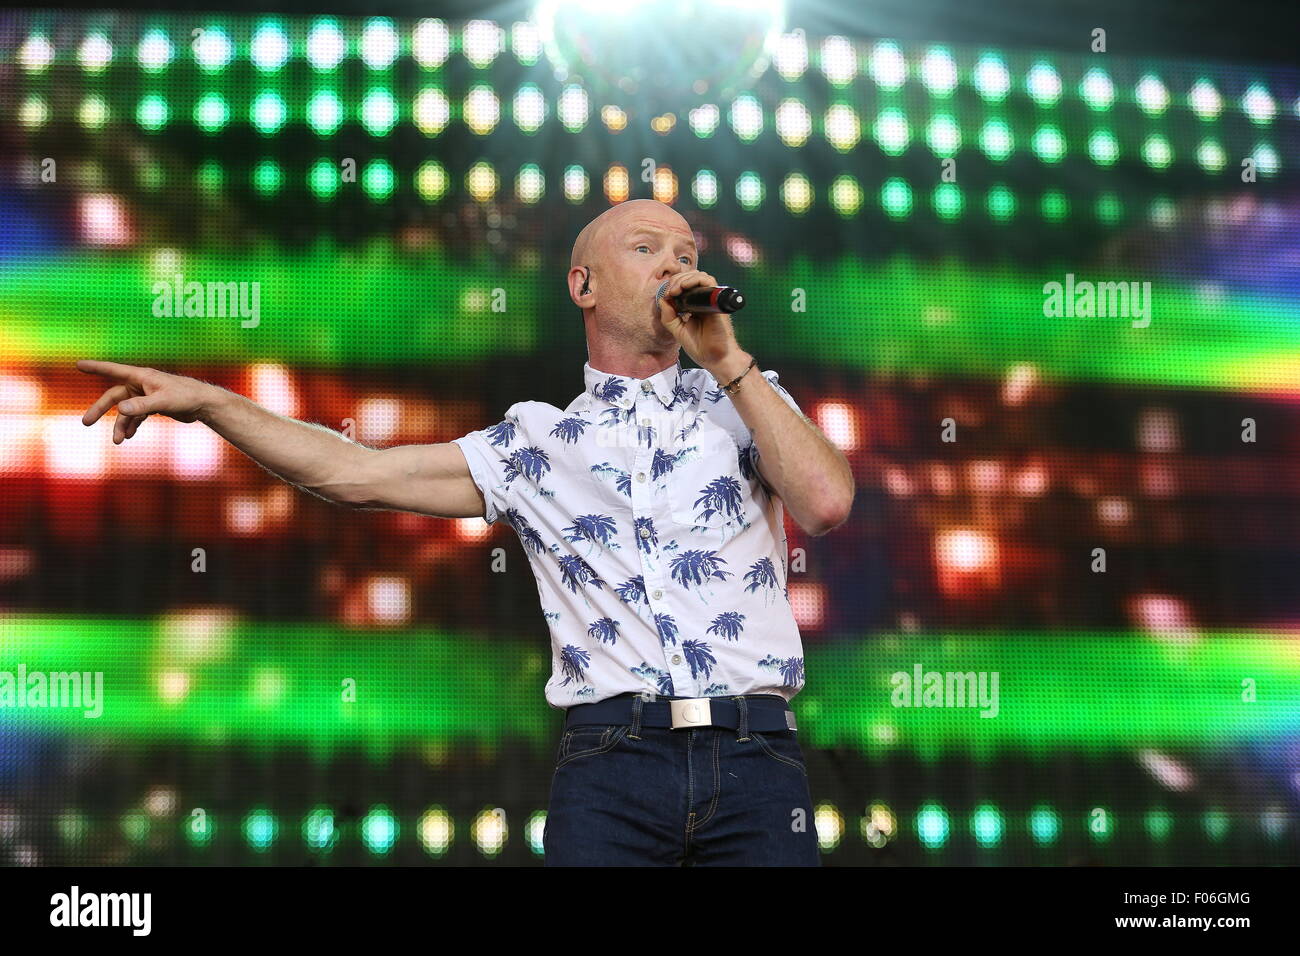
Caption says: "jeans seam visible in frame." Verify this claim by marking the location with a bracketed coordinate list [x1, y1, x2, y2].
[555, 725, 627, 769]
[751, 731, 807, 775]
[689, 731, 723, 830]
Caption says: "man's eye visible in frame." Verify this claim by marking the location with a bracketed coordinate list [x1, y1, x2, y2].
[636, 245, 651, 253]
[679, 256, 693, 265]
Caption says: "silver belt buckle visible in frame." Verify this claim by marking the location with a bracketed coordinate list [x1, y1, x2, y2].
[669, 697, 713, 729]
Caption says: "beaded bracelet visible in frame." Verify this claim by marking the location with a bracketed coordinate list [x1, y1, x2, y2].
[718, 356, 757, 395]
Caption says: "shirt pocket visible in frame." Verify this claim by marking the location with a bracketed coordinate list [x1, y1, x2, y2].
[667, 426, 749, 531]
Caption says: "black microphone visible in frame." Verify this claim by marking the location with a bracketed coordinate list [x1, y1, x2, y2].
[656, 281, 745, 315]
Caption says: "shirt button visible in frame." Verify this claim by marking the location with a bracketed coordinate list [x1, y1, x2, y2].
[636, 472, 646, 482]
[639, 527, 650, 539]
[641, 418, 651, 426]
[652, 589, 663, 600]
[671, 654, 682, 665]
[641, 382, 653, 392]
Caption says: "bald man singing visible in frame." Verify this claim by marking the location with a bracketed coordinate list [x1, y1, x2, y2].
[78, 199, 854, 866]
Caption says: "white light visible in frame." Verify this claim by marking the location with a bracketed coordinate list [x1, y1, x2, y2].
[77, 193, 132, 246]
[513, 85, 547, 132]
[78, 33, 113, 72]
[557, 85, 589, 130]
[1025, 62, 1061, 104]
[729, 94, 763, 140]
[250, 24, 290, 71]
[1135, 74, 1170, 115]
[919, 47, 957, 95]
[45, 415, 108, 478]
[137, 30, 174, 71]
[824, 104, 860, 151]
[774, 99, 811, 146]
[1241, 84, 1276, 123]
[511, 21, 542, 63]
[412, 19, 450, 68]
[464, 86, 501, 134]
[19, 35, 56, 72]
[972, 55, 1010, 100]
[814, 401, 858, 450]
[413, 88, 450, 135]
[819, 36, 856, 85]
[248, 363, 299, 418]
[367, 576, 411, 624]
[689, 103, 720, 137]
[562, 165, 589, 201]
[1188, 80, 1222, 119]
[772, 30, 807, 80]
[306, 21, 347, 71]
[193, 27, 234, 71]
[868, 42, 906, 90]
[361, 18, 400, 69]
[1078, 68, 1114, 109]
[463, 19, 503, 67]
[692, 170, 719, 206]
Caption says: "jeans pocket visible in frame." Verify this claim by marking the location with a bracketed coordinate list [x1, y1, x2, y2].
[750, 729, 807, 775]
[556, 724, 629, 768]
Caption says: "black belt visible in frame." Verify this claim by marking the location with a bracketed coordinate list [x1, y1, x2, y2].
[565, 692, 797, 732]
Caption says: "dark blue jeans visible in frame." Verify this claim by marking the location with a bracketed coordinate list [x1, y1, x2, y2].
[543, 711, 821, 866]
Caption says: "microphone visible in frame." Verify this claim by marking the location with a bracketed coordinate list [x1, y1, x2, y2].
[656, 280, 746, 315]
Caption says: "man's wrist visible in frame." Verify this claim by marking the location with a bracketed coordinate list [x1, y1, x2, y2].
[707, 350, 755, 386]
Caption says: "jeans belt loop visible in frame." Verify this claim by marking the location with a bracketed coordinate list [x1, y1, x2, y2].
[629, 692, 645, 739]
[735, 695, 750, 742]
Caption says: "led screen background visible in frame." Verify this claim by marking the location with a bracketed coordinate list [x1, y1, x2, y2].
[1, 8, 1299, 865]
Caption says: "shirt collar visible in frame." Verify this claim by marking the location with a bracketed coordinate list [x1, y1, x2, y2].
[583, 360, 685, 411]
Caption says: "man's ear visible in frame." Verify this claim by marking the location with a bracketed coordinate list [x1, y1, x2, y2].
[569, 265, 592, 307]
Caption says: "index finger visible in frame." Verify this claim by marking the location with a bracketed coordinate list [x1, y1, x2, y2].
[76, 359, 150, 383]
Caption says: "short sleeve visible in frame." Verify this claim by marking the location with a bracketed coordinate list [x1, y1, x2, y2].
[450, 404, 524, 525]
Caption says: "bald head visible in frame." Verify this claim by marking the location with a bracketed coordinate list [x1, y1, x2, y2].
[570, 199, 692, 273]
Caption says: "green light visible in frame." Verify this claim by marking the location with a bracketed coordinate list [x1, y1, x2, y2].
[1029, 806, 1059, 845]
[307, 90, 343, 136]
[308, 159, 340, 199]
[1144, 808, 1172, 842]
[1094, 192, 1123, 224]
[120, 810, 149, 844]
[196, 160, 224, 194]
[978, 120, 1013, 161]
[1031, 125, 1066, 163]
[251, 92, 287, 135]
[932, 183, 963, 220]
[1087, 129, 1120, 165]
[1252, 143, 1280, 175]
[829, 175, 863, 216]
[1025, 61, 1062, 106]
[252, 160, 284, 196]
[362, 160, 396, 200]
[872, 108, 910, 156]
[193, 26, 234, 73]
[243, 808, 278, 850]
[185, 811, 216, 847]
[1142, 135, 1173, 169]
[1203, 808, 1230, 842]
[1196, 139, 1227, 172]
[194, 93, 230, 133]
[970, 804, 1004, 847]
[306, 18, 347, 71]
[972, 53, 1010, 102]
[985, 184, 1016, 221]
[880, 177, 913, 219]
[925, 114, 961, 157]
[136, 29, 174, 73]
[362, 805, 399, 854]
[361, 89, 398, 136]
[692, 169, 719, 208]
[137, 95, 169, 131]
[1040, 189, 1069, 222]
[915, 803, 950, 849]
[735, 171, 764, 210]
[303, 807, 337, 851]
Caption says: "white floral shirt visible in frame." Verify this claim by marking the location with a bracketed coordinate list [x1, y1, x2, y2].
[452, 360, 808, 710]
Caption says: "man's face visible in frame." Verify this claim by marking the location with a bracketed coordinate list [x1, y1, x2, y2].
[583, 202, 699, 347]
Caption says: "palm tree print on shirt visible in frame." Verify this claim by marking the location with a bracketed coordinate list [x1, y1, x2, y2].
[615, 575, 649, 607]
[587, 617, 620, 645]
[503, 508, 546, 554]
[689, 475, 745, 536]
[743, 557, 782, 605]
[591, 376, 627, 403]
[631, 662, 674, 696]
[633, 517, 658, 554]
[549, 416, 591, 444]
[563, 514, 619, 555]
[484, 417, 518, 448]
[590, 462, 632, 498]
[681, 639, 716, 679]
[669, 549, 732, 602]
[703, 682, 732, 696]
[654, 613, 678, 646]
[706, 611, 746, 641]
[757, 654, 805, 688]
[557, 554, 606, 602]
[502, 446, 551, 490]
[559, 644, 590, 686]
